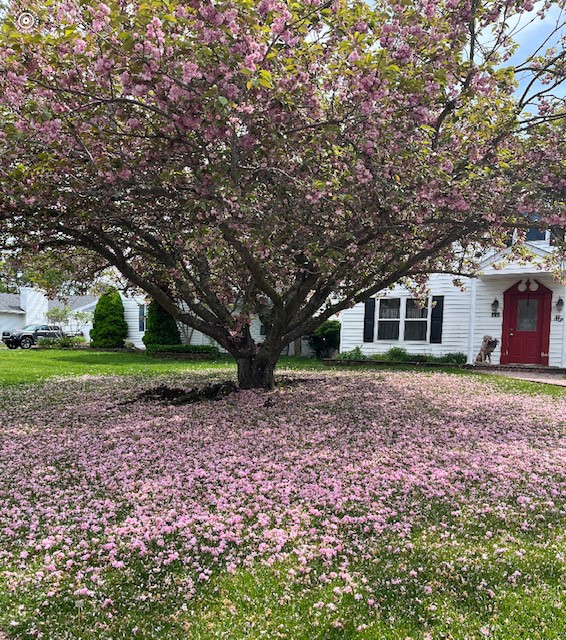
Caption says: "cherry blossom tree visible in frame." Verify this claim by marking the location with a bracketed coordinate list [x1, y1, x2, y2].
[0, 0, 564, 388]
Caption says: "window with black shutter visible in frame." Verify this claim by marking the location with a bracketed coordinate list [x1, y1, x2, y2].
[429, 296, 444, 344]
[363, 298, 376, 342]
[404, 299, 428, 341]
[377, 298, 400, 340]
[138, 304, 146, 332]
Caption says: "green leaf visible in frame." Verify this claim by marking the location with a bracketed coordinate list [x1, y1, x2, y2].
[258, 70, 273, 88]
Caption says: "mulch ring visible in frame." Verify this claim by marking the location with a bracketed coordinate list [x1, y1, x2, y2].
[123, 380, 239, 406]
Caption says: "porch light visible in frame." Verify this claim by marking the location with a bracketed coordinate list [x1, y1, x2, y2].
[557, 297, 564, 312]
[491, 298, 500, 317]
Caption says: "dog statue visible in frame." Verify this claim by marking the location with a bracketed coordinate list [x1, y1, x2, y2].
[476, 335, 499, 363]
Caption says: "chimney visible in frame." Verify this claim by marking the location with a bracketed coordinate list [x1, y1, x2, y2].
[19, 287, 48, 325]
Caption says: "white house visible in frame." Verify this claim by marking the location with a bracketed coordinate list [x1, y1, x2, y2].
[0, 287, 48, 335]
[340, 230, 566, 367]
[2, 289, 308, 354]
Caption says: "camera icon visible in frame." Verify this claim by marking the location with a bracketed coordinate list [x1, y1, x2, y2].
[16, 11, 37, 32]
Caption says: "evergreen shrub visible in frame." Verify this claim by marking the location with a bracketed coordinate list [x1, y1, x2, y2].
[90, 287, 128, 348]
[142, 301, 182, 347]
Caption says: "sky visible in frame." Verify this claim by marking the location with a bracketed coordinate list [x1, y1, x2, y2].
[504, 1, 566, 100]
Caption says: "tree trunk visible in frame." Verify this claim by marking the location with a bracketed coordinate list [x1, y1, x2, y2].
[293, 337, 302, 357]
[236, 352, 278, 390]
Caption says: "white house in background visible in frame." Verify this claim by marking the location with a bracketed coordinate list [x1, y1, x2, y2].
[1, 288, 309, 354]
[0, 288, 48, 335]
[340, 229, 566, 367]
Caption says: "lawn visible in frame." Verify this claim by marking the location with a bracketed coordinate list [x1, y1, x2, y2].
[0, 348, 331, 385]
[2, 347, 565, 398]
[0, 368, 565, 639]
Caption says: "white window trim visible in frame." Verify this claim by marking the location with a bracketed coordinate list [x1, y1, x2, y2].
[376, 298, 401, 341]
[376, 297, 432, 343]
[403, 298, 432, 342]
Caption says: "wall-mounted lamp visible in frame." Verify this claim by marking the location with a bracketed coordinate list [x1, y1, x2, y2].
[491, 298, 500, 317]
[556, 297, 564, 313]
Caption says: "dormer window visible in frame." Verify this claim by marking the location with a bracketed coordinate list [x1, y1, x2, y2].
[525, 227, 546, 241]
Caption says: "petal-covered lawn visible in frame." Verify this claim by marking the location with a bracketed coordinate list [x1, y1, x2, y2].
[0, 371, 565, 639]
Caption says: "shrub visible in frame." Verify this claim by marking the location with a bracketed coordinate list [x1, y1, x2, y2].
[381, 347, 411, 362]
[142, 301, 182, 347]
[145, 344, 220, 357]
[431, 352, 467, 364]
[370, 350, 467, 364]
[37, 336, 87, 349]
[337, 346, 366, 360]
[306, 320, 341, 359]
[90, 287, 128, 348]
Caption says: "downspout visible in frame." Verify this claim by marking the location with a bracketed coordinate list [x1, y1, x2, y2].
[467, 278, 477, 365]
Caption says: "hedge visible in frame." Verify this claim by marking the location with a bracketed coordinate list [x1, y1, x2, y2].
[145, 344, 220, 357]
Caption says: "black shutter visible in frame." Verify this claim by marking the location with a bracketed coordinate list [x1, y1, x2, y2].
[550, 226, 565, 246]
[363, 298, 376, 342]
[430, 296, 444, 344]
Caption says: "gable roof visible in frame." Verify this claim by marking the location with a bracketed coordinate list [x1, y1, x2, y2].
[48, 295, 99, 312]
[0, 293, 25, 314]
[480, 242, 553, 270]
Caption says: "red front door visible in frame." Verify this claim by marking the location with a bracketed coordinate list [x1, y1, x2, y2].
[501, 280, 552, 365]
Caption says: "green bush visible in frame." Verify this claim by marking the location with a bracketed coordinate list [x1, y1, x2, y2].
[381, 347, 411, 362]
[370, 350, 467, 364]
[432, 352, 467, 364]
[142, 301, 182, 347]
[145, 344, 220, 357]
[337, 346, 366, 360]
[306, 320, 341, 359]
[37, 336, 87, 349]
[90, 287, 128, 348]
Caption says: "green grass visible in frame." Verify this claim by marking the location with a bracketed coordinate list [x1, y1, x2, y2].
[181, 524, 566, 640]
[0, 349, 333, 386]
[0, 349, 564, 398]
[3, 523, 564, 639]
[0, 348, 237, 384]
[0, 354, 565, 637]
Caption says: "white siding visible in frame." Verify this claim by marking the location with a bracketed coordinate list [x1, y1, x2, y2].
[474, 275, 564, 366]
[340, 270, 565, 366]
[19, 287, 48, 325]
[121, 295, 148, 348]
[0, 312, 24, 335]
[340, 274, 472, 357]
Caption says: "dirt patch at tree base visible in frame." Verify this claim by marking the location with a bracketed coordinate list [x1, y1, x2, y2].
[125, 381, 239, 405]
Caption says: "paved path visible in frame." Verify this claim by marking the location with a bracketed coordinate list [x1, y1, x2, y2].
[476, 370, 566, 387]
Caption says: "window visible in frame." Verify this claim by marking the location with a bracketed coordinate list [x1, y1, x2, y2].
[517, 299, 538, 332]
[377, 298, 400, 340]
[404, 299, 428, 341]
[525, 227, 546, 241]
[139, 304, 146, 332]
[260, 323, 268, 336]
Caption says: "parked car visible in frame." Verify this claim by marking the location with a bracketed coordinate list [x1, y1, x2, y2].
[1, 325, 83, 349]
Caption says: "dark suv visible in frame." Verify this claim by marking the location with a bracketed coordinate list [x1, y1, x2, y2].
[2, 324, 66, 349]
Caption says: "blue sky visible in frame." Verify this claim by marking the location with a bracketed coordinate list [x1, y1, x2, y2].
[506, 2, 565, 101]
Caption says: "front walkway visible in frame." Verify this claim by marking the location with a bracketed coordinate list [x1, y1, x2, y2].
[475, 369, 566, 387]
